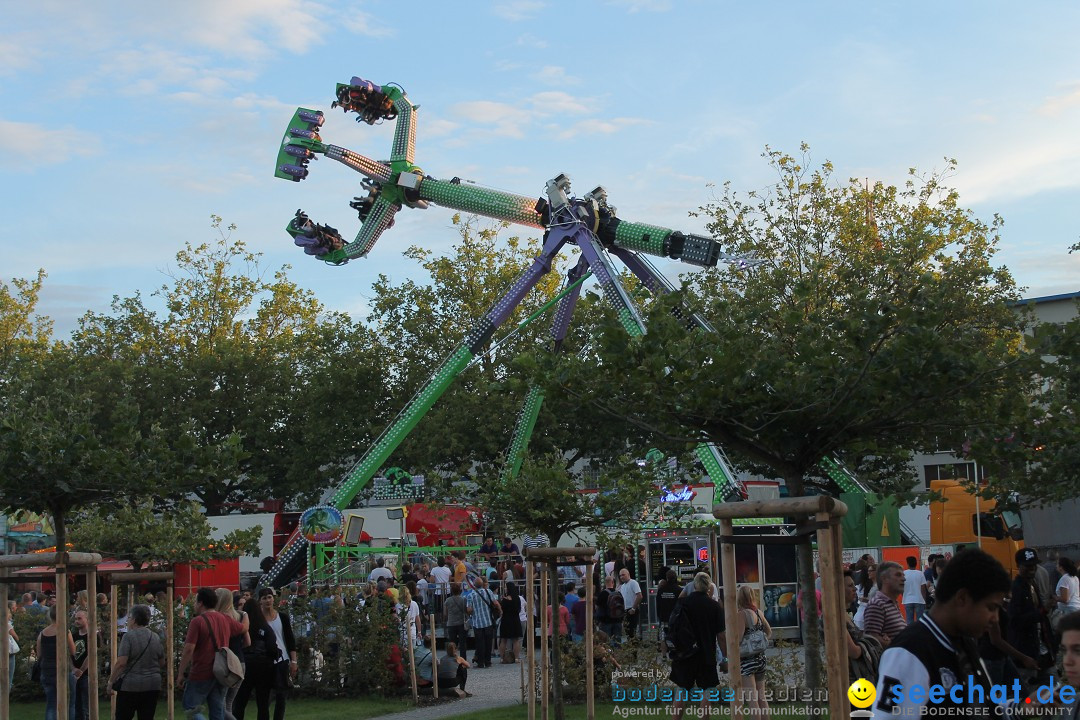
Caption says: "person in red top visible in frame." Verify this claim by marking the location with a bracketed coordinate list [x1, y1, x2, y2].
[177, 587, 246, 720]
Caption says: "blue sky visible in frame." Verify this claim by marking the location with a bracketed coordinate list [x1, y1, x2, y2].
[4, 1, 1079, 337]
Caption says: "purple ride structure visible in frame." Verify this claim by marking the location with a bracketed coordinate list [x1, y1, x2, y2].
[260, 76, 758, 589]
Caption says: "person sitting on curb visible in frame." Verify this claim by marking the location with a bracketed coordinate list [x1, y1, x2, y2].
[437, 642, 472, 697]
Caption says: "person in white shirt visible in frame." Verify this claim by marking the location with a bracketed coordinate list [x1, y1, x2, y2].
[618, 568, 643, 639]
[368, 557, 394, 583]
[901, 556, 928, 624]
[431, 557, 452, 615]
[1055, 557, 1080, 614]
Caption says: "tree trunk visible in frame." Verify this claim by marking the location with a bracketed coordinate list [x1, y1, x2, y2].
[550, 563, 565, 720]
[786, 473, 822, 689]
[52, 504, 67, 558]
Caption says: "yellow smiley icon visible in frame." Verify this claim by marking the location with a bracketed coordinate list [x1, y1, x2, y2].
[848, 678, 876, 709]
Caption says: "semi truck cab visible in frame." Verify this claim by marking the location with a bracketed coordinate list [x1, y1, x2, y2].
[929, 479, 1024, 575]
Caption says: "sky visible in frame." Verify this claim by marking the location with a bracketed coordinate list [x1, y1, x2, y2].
[4, 0, 1080, 338]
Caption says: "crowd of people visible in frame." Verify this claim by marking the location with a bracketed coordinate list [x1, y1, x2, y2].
[8, 541, 1080, 720]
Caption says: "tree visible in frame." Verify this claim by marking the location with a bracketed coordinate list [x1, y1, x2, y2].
[468, 453, 661, 720]
[0, 269, 53, 368]
[970, 307, 1080, 506]
[69, 501, 262, 567]
[72, 218, 390, 512]
[539, 147, 1031, 685]
[0, 349, 168, 555]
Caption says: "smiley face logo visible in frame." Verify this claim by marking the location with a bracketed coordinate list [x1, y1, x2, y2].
[848, 678, 876, 709]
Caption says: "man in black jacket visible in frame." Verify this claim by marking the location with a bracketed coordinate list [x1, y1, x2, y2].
[1008, 548, 1053, 687]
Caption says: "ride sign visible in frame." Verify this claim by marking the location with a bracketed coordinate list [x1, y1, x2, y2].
[299, 506, 344, 544]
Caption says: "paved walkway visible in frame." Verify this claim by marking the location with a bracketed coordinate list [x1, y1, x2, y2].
[372, 650, 531, 720]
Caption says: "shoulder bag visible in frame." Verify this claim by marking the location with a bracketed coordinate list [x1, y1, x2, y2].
[739, 609, 769, 657]
[479, 588, 501, 620]
[202, 615, 245, 689]
[112, 631, 152, 693]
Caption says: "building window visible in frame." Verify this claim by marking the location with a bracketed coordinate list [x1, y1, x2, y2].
[923, 462, 986, 487]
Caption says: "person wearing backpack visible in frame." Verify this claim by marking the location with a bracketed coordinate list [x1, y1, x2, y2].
[656, 570, 681, 654]
[597, 575, 621, 643]
[735, 585, 772, 717]
[177, 588, 246, 720]
[668, 573, 725, 720]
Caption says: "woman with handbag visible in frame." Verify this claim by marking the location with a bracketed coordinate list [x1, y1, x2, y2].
[109, 605, 164, 720]
[735, 585, 771, 717]
[216, 589, 250, 720]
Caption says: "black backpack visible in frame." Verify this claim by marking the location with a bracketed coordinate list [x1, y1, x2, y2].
[607, 591, 625, 620]
[664, 599, 699, 661]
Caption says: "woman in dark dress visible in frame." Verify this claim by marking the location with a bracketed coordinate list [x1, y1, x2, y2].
[499, 582, 523, 663]
[233, 599, 279, 720]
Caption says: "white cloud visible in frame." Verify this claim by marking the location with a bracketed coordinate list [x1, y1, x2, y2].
[493, 1, 546, 21]
[451, 101, 533, 138]
[554, 117, 651, 139]
[0, 37, 38, 76]
[605, 0, 673, 11]
[0, 120, 100, 166]
[338, 9, 395, 38]
[1039, 83, 1080, 116]
[174, 0, 327, 59]
[516, 33, 548, 49]
[424, 118, 461, 138]
[531, 66, 581, 86]
[528, 91, 595, 115]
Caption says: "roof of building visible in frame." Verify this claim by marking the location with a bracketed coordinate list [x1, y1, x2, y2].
[1012, 290, 1080, 306]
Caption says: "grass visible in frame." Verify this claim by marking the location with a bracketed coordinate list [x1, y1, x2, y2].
[5, 696, 412, 720]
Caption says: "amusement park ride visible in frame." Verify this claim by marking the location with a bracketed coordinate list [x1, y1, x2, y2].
[259, 76, 898, 588]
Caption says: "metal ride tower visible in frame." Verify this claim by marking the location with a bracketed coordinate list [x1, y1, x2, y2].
[261, 76, 756, 588]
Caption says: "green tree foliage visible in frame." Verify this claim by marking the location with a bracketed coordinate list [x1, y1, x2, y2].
[69, 501, 261, 566]
[0, 349, 168, 553]
[471, 453, 660, 544]
[539, 146, 1031, 687]
[0, 269, 53, 368]
[72, 217, 390, 512]
[970, 308, 1080, 506]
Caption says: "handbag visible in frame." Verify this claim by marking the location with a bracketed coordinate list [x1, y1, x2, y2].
[201, 615, 245, 689]
[480, 588, 501, 620]
[739, 610, 769, 657]
[112, 631, 152, 693]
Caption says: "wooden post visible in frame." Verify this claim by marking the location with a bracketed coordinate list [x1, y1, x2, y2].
[166, 580, 175, 720]
[110, 584, 118, 720]
[719, 519, 742, 712]
[539, 563, 549, 720]
[585, 559, 595, 720]
[816, 512, 847, 720]
[87, 569, 100, 720]
[430, 615, 438, 700]
[829, 520, 849, 692]
[709, 529, 720, 591]
[526, 560, 535, 720]
[0, 568, 9, 720]
[56, 558, 71, 720]
[406, 623, 418, 704]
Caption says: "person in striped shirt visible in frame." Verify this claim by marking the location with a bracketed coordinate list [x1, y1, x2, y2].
[864, 561, 907, 648]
